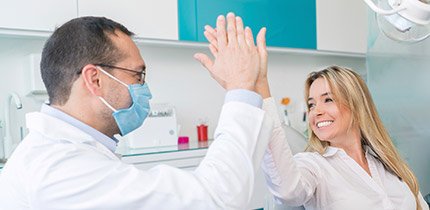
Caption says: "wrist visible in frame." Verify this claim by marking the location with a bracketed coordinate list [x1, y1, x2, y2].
[226, 82, 256, 92]
[255, 80, 271, 99]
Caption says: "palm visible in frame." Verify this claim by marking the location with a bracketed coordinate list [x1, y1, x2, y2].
[194, 14, 263, 91]
[202, 25, 268, 82]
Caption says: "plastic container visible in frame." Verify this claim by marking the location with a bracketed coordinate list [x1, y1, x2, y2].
[197, 124, 208, 141]
[177, 136, 189, 150]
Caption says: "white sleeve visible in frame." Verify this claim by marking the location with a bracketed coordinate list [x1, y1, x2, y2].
[194, 101, 273, 208]
[261, 97, 320, 206]
[31, 101, 273, 210]
[136, 101, 273, 209]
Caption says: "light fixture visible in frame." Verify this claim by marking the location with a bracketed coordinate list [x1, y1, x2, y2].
[364, 0, 430, 43]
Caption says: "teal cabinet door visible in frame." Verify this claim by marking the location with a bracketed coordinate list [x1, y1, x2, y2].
[178, 0, 316, 49]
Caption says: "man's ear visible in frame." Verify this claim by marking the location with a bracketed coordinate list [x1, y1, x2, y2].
[81, 64, 103, 96]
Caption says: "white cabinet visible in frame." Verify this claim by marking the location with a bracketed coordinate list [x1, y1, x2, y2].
[0, 0, 178, 40]
[316, 0, 368, 54]
[78, 0, 178, 40]
[0, 0, 77, 32]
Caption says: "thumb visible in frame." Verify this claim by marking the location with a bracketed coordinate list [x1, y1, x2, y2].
[194, 53, 214, 72]
[257, 27, 268, 68]
[256, 27, 267, 55]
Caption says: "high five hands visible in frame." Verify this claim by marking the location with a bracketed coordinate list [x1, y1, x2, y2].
[194, 12, 270, 98]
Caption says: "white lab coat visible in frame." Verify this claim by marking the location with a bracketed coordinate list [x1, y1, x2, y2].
[0, 101, 273, 210]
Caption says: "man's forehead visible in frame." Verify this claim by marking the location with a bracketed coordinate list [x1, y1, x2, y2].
[108, 31, 145, 68]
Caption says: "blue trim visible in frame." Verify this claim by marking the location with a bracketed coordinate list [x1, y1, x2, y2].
[178, 0, 198, 41]
[178, 0, 317, 49]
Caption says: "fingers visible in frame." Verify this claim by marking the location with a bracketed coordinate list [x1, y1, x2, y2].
[216, 15, 227, 48]
[204, 25, 218, 47]
[257, 27, 268, 77]
[227, 12, 237, 46]
[204, 30, 218, 57]
[207, 15, 263, 54]
[244, 27, 255, 47]
[257, 27, 267, 65]
[194, 52, 225, 88]
[205, 25, 217, 36]
[209, 44, 218, 57]
[255, 27, 269, 98]
[226, 13, 237, 46]
[206, 14, 248, 49]
[196, 13, 263, 91]
[193, 53, 213, 71]
[256, 27, 267, 53]
[235, 16, 246, 47]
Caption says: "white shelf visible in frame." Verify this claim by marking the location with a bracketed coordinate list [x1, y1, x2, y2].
[267, 46, 365, 58]
[0, 28, 51, 39]
[133, 37, 208, 48]
[134, 38, 366, 58]
[0, 28, 366, 58]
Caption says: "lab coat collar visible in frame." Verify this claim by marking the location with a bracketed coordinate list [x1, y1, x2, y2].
[26, 112, 92, 143]
[40, 104, 118, 152]
[25, 111, 118, 159]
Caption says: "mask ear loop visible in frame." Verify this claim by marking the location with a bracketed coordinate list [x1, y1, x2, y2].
[98, 96, 117, 112]
[96, 66, 129, 88]
[96, 66, 126, 112]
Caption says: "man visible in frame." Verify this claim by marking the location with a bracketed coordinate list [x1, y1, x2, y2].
[0, 13, 272, 209]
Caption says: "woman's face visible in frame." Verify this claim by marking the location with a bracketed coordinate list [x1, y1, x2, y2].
[307, 78, 356, 145]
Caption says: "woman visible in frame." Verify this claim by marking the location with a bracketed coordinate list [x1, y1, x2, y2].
[260, 66, 428, 210]
[202, 18, 428, 210]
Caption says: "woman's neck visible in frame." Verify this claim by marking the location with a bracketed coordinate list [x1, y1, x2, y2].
[330, 130, 371, 176]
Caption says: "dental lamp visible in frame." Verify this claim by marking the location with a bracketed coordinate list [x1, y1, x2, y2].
[364, 0, 430, 42]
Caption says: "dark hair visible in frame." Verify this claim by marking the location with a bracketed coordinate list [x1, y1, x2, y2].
[41, 16, 134, 105]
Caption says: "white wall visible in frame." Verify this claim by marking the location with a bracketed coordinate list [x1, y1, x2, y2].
[316, 0, 368, 53]
[0, 37, 48, 158]
[0, 37, 366, 155]
[135, 44, 366, 142]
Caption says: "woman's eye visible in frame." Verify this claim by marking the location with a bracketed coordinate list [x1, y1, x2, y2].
[325, 98, 333, 103]
[308, 103, 315, 109]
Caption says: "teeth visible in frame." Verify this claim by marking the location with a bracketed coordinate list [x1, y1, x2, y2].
[317, 121, 333, 128]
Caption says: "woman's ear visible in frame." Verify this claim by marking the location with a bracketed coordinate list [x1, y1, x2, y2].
[81, 64, 103, 96]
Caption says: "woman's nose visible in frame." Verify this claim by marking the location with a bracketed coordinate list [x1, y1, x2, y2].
[314, 104, 324, 116]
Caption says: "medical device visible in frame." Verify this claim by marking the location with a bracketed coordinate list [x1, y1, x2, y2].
[127, 103, 178, 148]
[364, 0, 430, 42]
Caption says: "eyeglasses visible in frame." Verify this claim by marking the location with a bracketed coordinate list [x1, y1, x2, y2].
[96, 63, 146, 83]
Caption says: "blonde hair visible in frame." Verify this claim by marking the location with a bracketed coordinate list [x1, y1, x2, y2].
[304, 65, 422, 210]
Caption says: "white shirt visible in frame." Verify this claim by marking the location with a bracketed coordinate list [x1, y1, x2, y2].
[261, 97, 428, 210]
[0, 100, 273, 210]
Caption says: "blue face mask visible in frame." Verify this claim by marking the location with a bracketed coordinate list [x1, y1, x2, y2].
[98, 67, 152, 136]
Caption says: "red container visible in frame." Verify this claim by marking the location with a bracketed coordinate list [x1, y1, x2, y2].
[197, 124, 208, 141]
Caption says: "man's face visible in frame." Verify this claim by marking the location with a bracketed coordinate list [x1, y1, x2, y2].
[97, 31, 147, 137]
[102, 31, 146, 110]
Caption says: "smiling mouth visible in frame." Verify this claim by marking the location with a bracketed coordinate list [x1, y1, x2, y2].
[317, 120, 333, 128]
